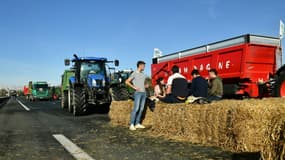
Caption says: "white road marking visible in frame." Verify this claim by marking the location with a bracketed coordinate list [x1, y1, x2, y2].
[53, 134, 95, 160]
[16, 99, 31, 111]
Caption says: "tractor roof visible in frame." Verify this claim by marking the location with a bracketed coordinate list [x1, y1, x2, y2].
[72, 57, 107, 62]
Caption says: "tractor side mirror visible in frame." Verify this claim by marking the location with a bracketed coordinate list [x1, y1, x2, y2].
[64, 59, 70, 66]
[114, 60, 119, 67]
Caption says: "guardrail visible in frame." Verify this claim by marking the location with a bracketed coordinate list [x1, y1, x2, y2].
[0, 96, 10, 107]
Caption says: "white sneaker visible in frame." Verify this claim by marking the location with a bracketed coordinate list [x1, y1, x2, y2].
[129, 124, 136, 131]
[135, 124, 145, 129]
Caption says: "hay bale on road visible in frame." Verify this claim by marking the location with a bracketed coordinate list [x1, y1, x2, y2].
[109, 100, 154, 126]
[262, 110, 285, 160]
[109, 101, 132, 126]
[109, 98, 285, 160]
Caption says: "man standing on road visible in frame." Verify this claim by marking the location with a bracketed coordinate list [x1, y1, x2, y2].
[125, 61, 147, 131]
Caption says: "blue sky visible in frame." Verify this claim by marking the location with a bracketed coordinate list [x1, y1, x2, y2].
[0, 0, 284, 88]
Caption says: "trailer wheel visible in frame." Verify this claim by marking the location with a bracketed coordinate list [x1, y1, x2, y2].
[275, 73, 285, 97]
[68, 89, 73, 113]
[73, 87, 87, 116]
[61, 91, 68, 109]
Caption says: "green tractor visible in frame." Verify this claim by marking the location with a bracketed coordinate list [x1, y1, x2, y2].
[110, 70, 134, 101]
[62, 54, 119, 116]
[61, 70, 74, 109]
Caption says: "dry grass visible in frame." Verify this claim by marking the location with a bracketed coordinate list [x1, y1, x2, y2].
[109, 98, 285, 160]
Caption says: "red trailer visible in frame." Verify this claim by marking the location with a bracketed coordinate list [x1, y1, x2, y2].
[151, 34, 285, 98]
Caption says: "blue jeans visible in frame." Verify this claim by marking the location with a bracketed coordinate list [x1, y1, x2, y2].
[130, 92, 147, 125]
[207, 95, 222, 102]
[161, 94, 184, 103]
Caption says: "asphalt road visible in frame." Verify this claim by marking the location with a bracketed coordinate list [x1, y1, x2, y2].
[0, 97, 235, 160]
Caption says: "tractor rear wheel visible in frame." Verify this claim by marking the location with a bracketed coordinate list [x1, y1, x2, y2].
[68, 89, 73, 113]
[111, 86, 129, 101]
[110, 86, 120, 101]
[119, 87, 130, 100]
[73, 87, 87, 116]
[61, 91, 68, 109]
[274, 73, 285, 97]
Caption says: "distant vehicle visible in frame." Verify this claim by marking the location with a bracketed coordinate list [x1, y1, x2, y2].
[152, 34, 285, 98]
[23, 85, 30, 98]
[49, 86, 61, 100]
[62, 54, 119, 116]
[23, 81, 50, 101]
[9, 90, 17, 97]
[110, 69, 134, 101]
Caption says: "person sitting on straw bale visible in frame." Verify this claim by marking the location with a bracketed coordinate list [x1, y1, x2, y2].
[186, 69, 209, 104]
[161, 65, 189, 103]
[189, 69, 208, 98]
[207, 68, 223, 102]
[154, 77, 166, 101]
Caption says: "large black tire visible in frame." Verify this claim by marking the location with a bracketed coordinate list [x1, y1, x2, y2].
[73, 87, 87, 116]
[274, 73, 285, 97]
[110, 87, 120, 101]
[119, 87, 130, 100]
[68, 89, 73, 113]
[111, 86, 129, 101]
[61, 91, 68, 109]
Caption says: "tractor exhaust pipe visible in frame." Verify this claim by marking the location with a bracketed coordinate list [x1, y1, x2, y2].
[73, 54, 79, 60]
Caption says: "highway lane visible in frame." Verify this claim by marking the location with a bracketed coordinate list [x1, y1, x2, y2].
[0, 97, 233, 160]
[0, 97, 74, 159]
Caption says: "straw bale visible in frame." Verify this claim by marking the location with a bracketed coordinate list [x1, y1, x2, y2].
[109, 98, 285, 159]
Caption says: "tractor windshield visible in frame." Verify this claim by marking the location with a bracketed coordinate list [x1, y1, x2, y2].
[80, 61, 105, 80]
[120, 72, 131, 81]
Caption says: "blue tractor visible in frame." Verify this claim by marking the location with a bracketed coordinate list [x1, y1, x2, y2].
[65, 54, 119, 116]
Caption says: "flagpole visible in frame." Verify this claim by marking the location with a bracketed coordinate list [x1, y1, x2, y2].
[280, 20, 284, 65]
[280, 38, 283, 66]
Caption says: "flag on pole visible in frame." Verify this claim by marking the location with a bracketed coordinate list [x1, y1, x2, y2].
[153, 48, 163, 58]
[280, 20, 284, 39]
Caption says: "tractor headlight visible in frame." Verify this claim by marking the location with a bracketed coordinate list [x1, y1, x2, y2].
[92, 79, 97, 87]
[102, 79, 106, 87]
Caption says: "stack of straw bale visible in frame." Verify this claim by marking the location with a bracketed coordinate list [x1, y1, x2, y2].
[109, 98, 285, 159]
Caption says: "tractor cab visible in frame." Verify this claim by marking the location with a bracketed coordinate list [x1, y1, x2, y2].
[75, 59, 108, 88]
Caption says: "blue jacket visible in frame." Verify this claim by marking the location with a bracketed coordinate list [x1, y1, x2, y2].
[189, 76, 208, 98]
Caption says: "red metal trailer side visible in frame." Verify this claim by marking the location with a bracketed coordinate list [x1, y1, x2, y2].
[151, 34, 284, 98]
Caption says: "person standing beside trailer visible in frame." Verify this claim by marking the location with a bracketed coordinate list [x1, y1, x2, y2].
[161, 65, 189, 103]
[189, 69, 208, 98]
[207, 69, 223, 102]
[125, 61, 147, 131]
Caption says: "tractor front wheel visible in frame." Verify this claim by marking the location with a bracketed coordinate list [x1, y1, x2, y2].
[61, 91, 68, 109]
[73, 87, 87, 116]
[68, 89, 73, 113]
